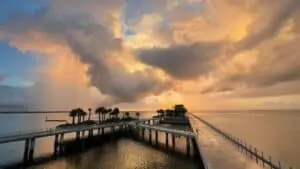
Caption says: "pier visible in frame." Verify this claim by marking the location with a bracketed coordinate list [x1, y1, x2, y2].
[189, 114, 294, 169]
[0, 114, 203, 168]
[0, 105, 294, 169]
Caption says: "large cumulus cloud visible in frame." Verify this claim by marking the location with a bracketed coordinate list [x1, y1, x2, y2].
[136, 0, 300, 98]
[0, 0, 171, 109]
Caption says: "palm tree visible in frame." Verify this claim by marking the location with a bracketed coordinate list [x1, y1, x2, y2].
[95, 106, 106, 123]
[111, 107, 120, 119]
[125, 112, 130, 119]
[156, 109, 161, 116]
[136, 112, 140, 119]
[107, 108, 112, 120]
[74, 108, 81, 124]
[156, 109, 164, 117]
[88, 108, 92, 120]
[80, 109, 87, 122]
[75, 108, 86, 124]
[69, 109, 77, 124]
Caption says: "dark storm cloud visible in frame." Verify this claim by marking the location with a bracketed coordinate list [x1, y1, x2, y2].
[138, 42, 222, 80]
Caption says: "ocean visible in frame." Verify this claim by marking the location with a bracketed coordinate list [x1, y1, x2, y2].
[0, 112, 197, 169]
[196, 110, 300, 168]
[0, 110, 299, 168]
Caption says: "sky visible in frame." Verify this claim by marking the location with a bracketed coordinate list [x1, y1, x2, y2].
[0, 0, 300, 111]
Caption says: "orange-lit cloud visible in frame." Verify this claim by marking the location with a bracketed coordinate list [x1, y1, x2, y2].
[1, 0, 300, 110]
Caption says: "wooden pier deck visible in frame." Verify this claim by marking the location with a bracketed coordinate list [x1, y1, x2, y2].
[189, 114, 263, 169]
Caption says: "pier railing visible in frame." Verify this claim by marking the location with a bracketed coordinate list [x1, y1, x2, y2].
[192, 114, 295, 169]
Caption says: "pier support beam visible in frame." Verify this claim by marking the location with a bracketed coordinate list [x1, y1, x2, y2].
[23, 139, 30, 163]
[111, 126, 115, 132]
[76, 131, 80, 140]
[28, 138, 35, 162]
[59, 133, 64, 154]
[102, 127, 104, 134]
[149, 129, 152, 144]
[54, 134, 59, 156]
[172, 134, 175, 149]
[186, 137, 190, 157]
[165, 132, 169, 148]
[155, 130, 158, 145]
[142, 128, 145, 140]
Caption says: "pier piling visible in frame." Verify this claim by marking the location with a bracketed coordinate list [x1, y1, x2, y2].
[186, 137, 190, 157]
[28, 138, 35, 162]
[54, 134, 59, 156]
[149, 129, 152, 143]
[165, 132, 169, 148]
[155, 130, 158, 145]
[23, 139, 30, 163]
[172, 134, 175, 149]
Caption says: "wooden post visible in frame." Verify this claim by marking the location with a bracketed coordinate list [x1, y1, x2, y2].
[186, 137, 190, 157]
[149, 129, 152, 143]
[249, 145, 253, 159]
[23, 139, 30, 163]
[28, 138, 35, 162]
[102, 127, 104, 134]
[142, 128, 145, 140]
[165, 132, 169, 148]
[111, 126, 114, 132]
[54, 134, 59, 156]
[59, 133, 64, 154]
[269, 156, 272, 169]
[88, 130, 91, 137]
[155, 130, 158, 145]
[255, 148, 258, 163]
[172, 134, 175, 149]
[76, 131, 80, 139]
[262, 151, 264, 167]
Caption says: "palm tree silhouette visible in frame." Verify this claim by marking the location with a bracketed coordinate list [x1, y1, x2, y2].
[156, 109, 164, 117]
[69, 109, 77, 124]
[136, 112, 140, 119]
[111, 107, 120, 120]
[125, 112, 130, 119]
[107, 108, 112, 120]
[88, 108, 92, 120]
[80, 109, 87, 122]
[95, 107, 106, 123]
[75, 108, 86, 124]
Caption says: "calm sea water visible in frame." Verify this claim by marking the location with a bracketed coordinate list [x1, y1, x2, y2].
[195, 110, 300, 168]
[0, 112, 197, 169]
[0, 111, 299, 168]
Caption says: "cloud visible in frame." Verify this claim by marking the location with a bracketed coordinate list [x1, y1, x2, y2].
[0, 0, 172, 110]
[138, 42, 223, 80]
[1, 0, 300, 110]
[0, 74, 5, 82]
[135, 0, 300, 98]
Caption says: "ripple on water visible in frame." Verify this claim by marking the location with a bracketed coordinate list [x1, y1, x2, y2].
[28, 139, 198, 169]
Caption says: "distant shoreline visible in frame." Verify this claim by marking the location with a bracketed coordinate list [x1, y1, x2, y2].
[0, 109, 299, 114]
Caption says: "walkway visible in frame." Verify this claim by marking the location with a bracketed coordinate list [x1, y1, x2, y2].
[133, 123, 195, 138]
[189, 114, 262, 169]
[0, 122, 125, 144]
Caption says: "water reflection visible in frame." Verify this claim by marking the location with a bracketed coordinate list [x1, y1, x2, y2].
[0, 112, 197, 169]
[28, 139, 197, 169]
